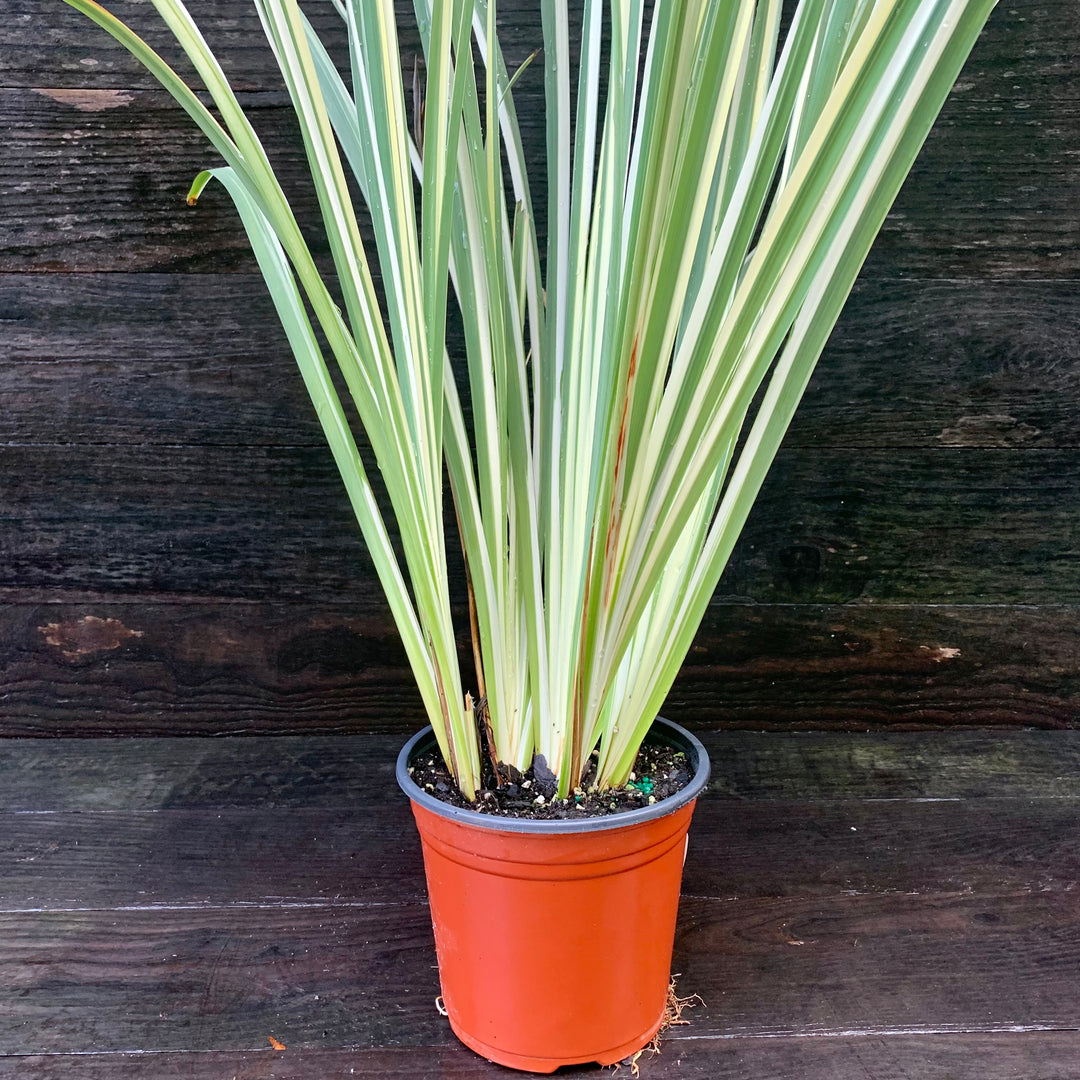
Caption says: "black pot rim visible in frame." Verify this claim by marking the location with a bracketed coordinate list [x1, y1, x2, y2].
[396, 716, 710, 834]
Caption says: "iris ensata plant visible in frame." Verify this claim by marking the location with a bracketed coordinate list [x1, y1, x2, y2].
[64, 0, 996, 800]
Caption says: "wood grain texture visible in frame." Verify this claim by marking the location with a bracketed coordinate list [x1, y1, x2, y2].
[2, 731, 1079, 909]
[4, 730, 1080, 812]
[2, 890, 1079, 1054]
[2, 794, 1078, 911]
[2, 443, 1077, 604]
[0, 275, 316, 447]
[0, 808, 425, 910]
[725, 449, 1080, 605]
[2, 0, 1078, 745]
[0, 902, 446, 1054]
[794, 279, 1080, 450]
[6, 0, 1071, 96]
[0, 444, 377, 601]
[674, 601, 1080, 730]
[0, 730, 1077, 1072]
[4, 83, 1073, 274]
[0, 601, 1075, 737]
[1, 87, 319, 273]
[3, 1, 1077, 276]
[4, 1032, 1080, 1080]
[3, 0, 350, 92]
[6, 274, 1080, 451]
[677, 889, 1080, 1038]
[4, 4, 1079, 1075]
[3, 0, 541, 91]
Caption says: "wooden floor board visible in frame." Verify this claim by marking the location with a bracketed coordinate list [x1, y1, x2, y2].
[6, 3, 1078, 279]
[2, 1031, 1079, 1080]
[676, 890, 1080, 1039]
[1, 795, 1078, 911]
[2, 891, 1079, 1054]
[696, 729, 1080, 801]
[1, 731, 1077, 1073]
[0, 809, 426, 910]
[5, 0, 1078, 1070]
[3, 730, 1079, 812]
[0, 903, 446, 1055]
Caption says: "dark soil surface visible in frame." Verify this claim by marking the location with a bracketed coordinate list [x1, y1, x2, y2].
[407, 737, 696, 820]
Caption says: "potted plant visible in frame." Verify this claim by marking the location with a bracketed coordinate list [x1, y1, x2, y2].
[60, 0, 997, 1069]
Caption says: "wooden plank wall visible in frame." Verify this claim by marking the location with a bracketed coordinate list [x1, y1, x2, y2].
[1, 0, 1077, 737]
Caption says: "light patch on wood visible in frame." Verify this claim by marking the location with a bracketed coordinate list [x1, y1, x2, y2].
[39, 615, 144, 660]
[921, 645, 962, 663]
[33, 88, 136, 112]
[938, 414, 1042, 447]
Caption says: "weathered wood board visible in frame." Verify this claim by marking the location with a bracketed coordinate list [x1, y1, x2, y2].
[0, 729, 1078, 1077]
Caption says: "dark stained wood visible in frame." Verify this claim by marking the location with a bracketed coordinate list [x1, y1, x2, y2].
[3, 1, 1079, 1074]
[0, 1047, 512, 1080]
[864, 99, 1080, 278]
[683, 796, 1080, 900]
[0, 902, 446, 1053]
[6, 274, 1080, 451]
[3, 0, 347, 92]
[0, 444, 377, 601]
[0, 601, 1076, 737]
[0, 808, 426, 909]
[796, 279, 1080, 450]
[1, 889, 1079, 1053]
[4, 0, 542, 91]
[679, 889, 1080, 1038]
[8, 0, 1073, 99]
[729, 448, 1080, 605]
[698, 729, 1080, 802]
[4, 730, 1080, 812]
[1, 730, 1078, 1072]
[2, 732, 1080, 909]
[1, 0, 1078, 746]
[0, 602, 423, 738]
[675, 601, 1080, 730]
[3, 794, 1079, 910]
[2, 443, 1077, 604]
[0, 734, 413, 811]
[3, 83, 1074, 274]
[0, 274, 317, 447]
[4, 1, 1078, 277]
[4, 1032, 1080, 1080]
[0, 87, 317, 274]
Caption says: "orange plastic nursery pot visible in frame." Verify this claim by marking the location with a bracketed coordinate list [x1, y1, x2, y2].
[396, 717, 709, 1073]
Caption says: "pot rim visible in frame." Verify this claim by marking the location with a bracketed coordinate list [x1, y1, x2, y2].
[396, 716, 709, 834]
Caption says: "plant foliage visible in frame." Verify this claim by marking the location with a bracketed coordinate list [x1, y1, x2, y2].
[64, 0, 997, 799]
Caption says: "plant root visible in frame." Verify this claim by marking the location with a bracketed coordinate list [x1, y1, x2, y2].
[612, 975, 704, 1076]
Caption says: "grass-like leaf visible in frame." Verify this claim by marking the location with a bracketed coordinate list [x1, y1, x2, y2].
[62, 0, 997, 799]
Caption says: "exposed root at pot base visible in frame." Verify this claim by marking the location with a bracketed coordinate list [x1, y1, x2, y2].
[613, 976, 704, 1076]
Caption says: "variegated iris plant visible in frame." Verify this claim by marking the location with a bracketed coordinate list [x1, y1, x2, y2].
[65, 0, 996, 799]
